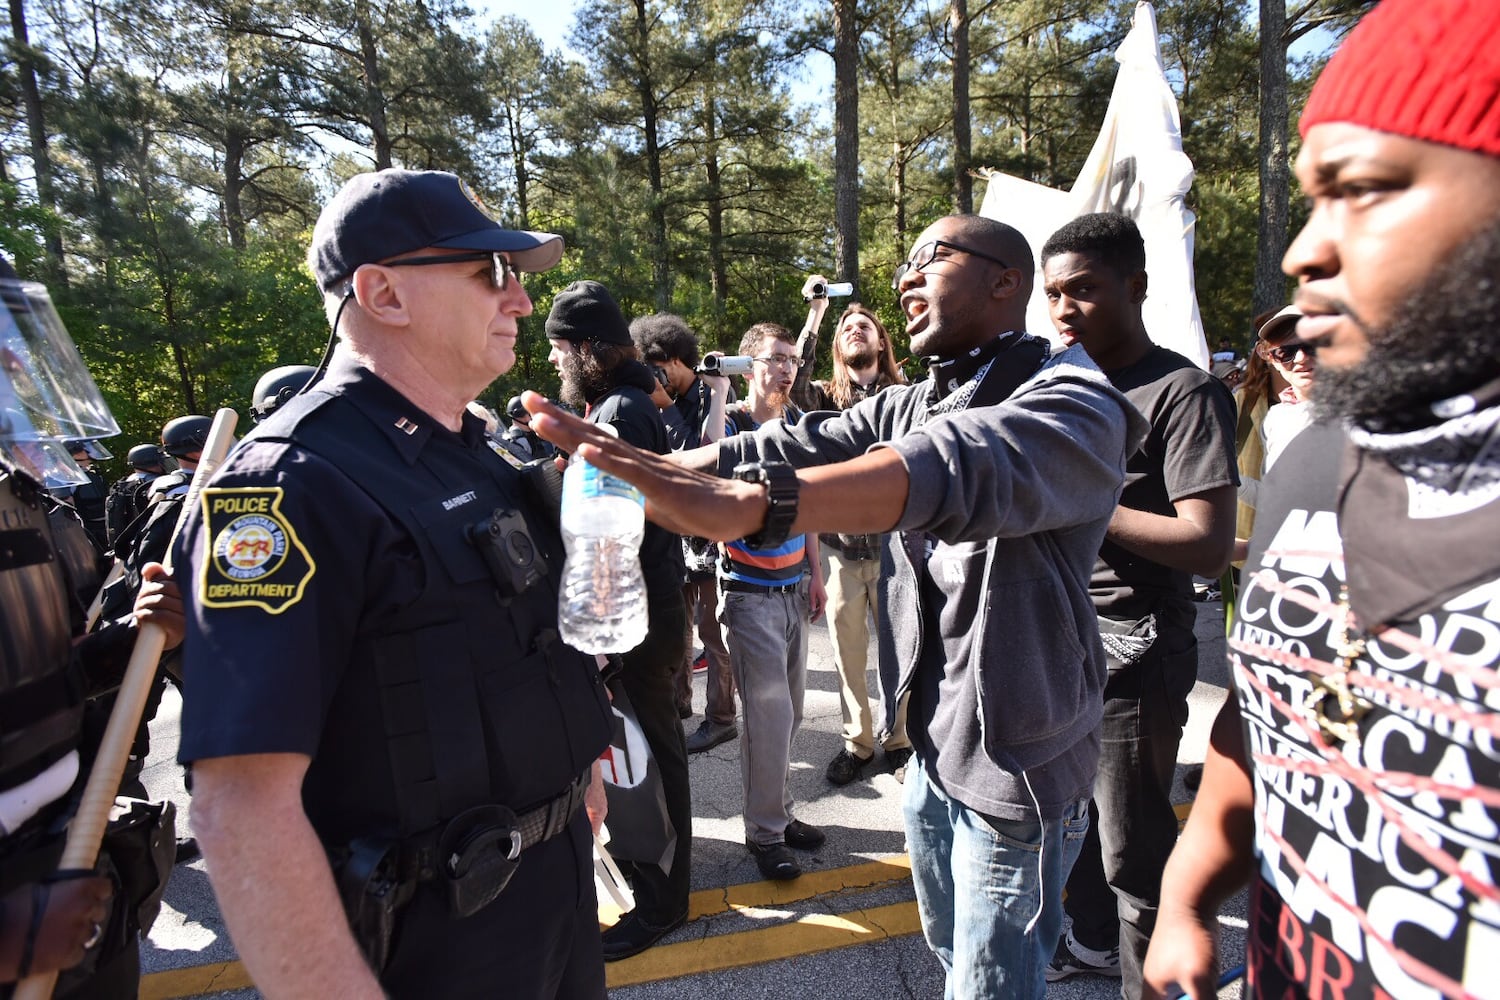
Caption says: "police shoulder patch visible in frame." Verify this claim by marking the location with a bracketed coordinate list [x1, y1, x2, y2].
[198, 487, 315, 614]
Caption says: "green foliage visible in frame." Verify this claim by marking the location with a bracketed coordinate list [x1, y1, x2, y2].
[0, 0, 1341, 446]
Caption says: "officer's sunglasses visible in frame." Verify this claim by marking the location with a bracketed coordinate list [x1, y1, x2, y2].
[379, 251, 518, 291]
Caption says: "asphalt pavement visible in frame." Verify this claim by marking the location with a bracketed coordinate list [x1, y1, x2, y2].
[136, 589, 1247, 999]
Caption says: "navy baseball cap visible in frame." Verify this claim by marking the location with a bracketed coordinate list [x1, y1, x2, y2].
[309, 169, 564, 291]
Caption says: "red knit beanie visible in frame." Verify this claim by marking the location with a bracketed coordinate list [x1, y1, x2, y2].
[1300, 0, 1500, 158]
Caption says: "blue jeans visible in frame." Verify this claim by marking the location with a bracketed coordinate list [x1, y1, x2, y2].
[904, 757, 1089, 1000]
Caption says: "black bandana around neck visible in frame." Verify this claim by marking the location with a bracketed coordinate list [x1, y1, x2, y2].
[925, 330, 1050, 413]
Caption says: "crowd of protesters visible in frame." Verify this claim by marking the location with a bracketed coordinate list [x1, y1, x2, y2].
[7, 2, 1496, 999]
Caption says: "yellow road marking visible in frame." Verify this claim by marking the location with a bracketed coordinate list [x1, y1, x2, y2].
[601, 854, 913, 925]
[606, 899, 925, 989]
[141, 961, 252, 999]
[140, 804, 1202, 997]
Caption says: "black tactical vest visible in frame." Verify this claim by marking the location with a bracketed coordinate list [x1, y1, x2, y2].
[267, 388, 613, 839]
[0, 469, 84, 792]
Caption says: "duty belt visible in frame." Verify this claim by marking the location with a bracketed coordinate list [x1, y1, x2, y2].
[399, 768, 592, 884]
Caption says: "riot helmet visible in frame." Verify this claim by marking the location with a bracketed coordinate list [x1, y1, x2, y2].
[250, 365, 316, 423]
[506, 395, 527, 422]
[64, 438, 113, 461]
[127, 443, 165, 471]
[0, 255, 118, 487]
[161, 414, 211, 458]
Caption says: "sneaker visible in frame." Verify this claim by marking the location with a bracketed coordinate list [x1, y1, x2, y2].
[685, 719, 737, 753]
[886, 747, 913, 784]
[784, 819, 825, 850]
[690, 651, 709, 673]
[1045, 928, 1122, 982]
[825, 748, 874, 786]
[746, 840, 801, 880]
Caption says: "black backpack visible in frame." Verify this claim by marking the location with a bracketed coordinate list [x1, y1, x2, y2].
[105, 474, 154, 547]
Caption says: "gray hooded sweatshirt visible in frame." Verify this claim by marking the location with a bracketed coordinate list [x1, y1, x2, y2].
[719, 341, 1150, 818]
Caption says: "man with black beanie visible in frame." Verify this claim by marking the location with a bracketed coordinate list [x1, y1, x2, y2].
[546, 280, 692, 961]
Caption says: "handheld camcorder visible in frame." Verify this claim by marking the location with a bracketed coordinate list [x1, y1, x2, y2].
[696, 355, 755, 377]
[805, 280, 854, 300]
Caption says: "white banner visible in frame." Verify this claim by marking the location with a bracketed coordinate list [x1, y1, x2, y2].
[978, 1, 1208, 368]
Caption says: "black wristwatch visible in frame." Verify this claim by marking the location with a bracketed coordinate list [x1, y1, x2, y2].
[733, 461, 800, 549]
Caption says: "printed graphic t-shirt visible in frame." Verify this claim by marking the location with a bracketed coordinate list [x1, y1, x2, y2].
[1233, 419, 1500, 1000]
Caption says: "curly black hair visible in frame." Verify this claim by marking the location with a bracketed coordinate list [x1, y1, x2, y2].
[629, 313, 701, 366]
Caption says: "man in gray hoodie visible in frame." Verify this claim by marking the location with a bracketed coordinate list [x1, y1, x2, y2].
[523, 214, 1149, 1000]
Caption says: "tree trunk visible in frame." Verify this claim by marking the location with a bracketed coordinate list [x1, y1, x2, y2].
[223, 129, 247, 250]
[9, 0, 66, 279]
[505, 103, 530, 229]
[950, 0, 971, 213]
[634, 0, 671, 310]
[703, 91, 726, 319]
[356, 5, 392, 170]
[1254, 0, 1290, 317]
[833, 0, 859, 295]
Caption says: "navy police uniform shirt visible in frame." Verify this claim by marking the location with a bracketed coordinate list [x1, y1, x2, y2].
[174, 353, 611, 847]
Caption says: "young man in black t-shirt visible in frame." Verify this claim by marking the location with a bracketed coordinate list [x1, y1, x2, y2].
[1040, 213, 1238, 997]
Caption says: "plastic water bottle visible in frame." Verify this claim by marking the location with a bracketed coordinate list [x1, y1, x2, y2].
[558, 445, 648, 653]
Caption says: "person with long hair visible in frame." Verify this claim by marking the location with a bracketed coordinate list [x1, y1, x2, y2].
[791, 291, 914, 785]
[1233, 305, 1316, 562]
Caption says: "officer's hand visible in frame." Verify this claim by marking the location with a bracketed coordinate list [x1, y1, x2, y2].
[586, 761, 608, 837]
[0, 875, 112, 983]
[135, 563, 185, 651]
[523, 392, 770, 542]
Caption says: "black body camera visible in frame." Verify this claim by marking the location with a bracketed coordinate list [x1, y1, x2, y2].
[466, 508, 546, 598]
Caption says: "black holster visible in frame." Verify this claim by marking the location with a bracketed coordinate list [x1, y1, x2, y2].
[331, 837, 409, 974]
[436, 804, 522, 918]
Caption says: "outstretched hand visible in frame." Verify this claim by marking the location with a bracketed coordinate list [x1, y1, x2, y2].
[522, 391, 769, 542]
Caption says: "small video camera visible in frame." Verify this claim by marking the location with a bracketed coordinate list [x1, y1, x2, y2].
[805, 280, 854, 301]
[695, 355, 754, 377]
[466, 508, 546, 598]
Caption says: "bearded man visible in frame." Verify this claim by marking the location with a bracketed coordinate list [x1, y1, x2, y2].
[1143, 2, 1500, 997]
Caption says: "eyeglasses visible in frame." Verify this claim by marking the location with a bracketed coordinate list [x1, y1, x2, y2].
[892, 239, 1010, 290]
[1265, 341, 1312, 365]
[753, 354, 804, 370]
[378, 251, 518, 291]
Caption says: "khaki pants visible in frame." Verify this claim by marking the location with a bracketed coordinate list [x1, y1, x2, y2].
[826, 551, 909, 756]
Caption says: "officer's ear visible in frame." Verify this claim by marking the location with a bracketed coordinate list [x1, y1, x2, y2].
[350, 265, 411, 328]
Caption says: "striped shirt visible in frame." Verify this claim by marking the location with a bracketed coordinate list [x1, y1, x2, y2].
[719, 404, 807, 588]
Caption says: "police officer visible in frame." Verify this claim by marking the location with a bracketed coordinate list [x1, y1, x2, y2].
[175, 169, 614, 998]
[100, 416, 206, 620]
[104, 445, 166, 548]
[249, 365, 316, 424]
[499, 394, 554, 462]
[59, 440, 111, 552]
[0, 257, 183, 997]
